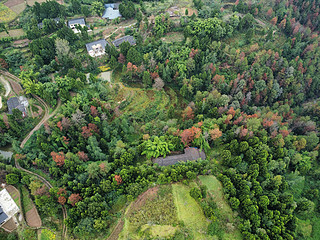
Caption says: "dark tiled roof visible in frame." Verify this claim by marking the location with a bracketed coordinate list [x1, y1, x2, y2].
[153, 147, 206, 166]
[7, 97, 26, 115]
[85, 39, 109, 52]
[68, 18, 86, 27]
[0, 207, 8, 225]
[112, 35, 136, 47]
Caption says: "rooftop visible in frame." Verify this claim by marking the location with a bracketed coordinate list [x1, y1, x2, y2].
[102, 3, 121, 19]
[7, 96, 28, 116]
[85, 39, 109, 52]
[112, 35, 136, 47]
[153, 147, 206, 166]
[0, 189, 19, 227]
[68, 18, 86, 27]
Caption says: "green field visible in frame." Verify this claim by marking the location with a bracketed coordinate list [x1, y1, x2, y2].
[21, 185, 34, 213]
[0, 3, 17, 22]
[198, 175, 242, 240]
[172, 183, 213, 239]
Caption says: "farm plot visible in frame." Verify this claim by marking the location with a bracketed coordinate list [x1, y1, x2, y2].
[0, 28, 24, 38]
[0, 3, 17, 22]
[198, 175, 242, 240]
[172, 183, 213, 240]
[4, 0, 26, 14]
[119, 185, 178, 239]
[21, 186, 42, 228]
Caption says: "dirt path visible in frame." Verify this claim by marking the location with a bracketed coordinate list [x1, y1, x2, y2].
[19, 95, 62, 148]
[105, 22, 136, 39]
[1, 70, 67, 239]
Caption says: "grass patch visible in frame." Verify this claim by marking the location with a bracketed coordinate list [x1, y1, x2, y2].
[20, 185, 34, 213]
[163, 32, 184, 43]
[141, 224, 178, 238]
[120, 185, 178, 239]
[172, 183, 212, 239]
[40, 228, 56, 240]
[198, 175, 242, 240]
[0, 3, 17, 23]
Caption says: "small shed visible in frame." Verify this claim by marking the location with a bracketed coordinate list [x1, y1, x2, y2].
[85, 39, 109, 57]
[153, 147, 206, 166]
[112, 35, 136, 48]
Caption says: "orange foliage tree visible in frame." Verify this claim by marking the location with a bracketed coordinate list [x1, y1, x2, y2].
[50, 152, 65, 167]
[180, 126, 201, 146]
[182, 106, 194, 121]
[69, 193, 82, 206]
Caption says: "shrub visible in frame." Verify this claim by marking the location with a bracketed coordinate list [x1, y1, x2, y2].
[189, 187, 202, 201]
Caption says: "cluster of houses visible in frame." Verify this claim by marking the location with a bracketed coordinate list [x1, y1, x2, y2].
[86, 35, 136, 57]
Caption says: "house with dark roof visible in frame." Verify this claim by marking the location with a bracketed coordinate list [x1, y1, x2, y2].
[68, 18, 86, 33]
[0, 207, 8, 226]
[112, 35, 136, 47]
[153, 147, 206, 166]
[7, 96, 28, 117]
[102, 3, 121, 19]
[86, 39, 109, 57]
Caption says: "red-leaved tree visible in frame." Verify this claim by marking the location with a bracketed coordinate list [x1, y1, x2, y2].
[69, 193, 82, 206]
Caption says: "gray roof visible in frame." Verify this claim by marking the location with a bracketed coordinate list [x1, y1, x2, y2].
[0, 207, 8, 225]
[85, 39, 109, 52]
[104, 3, 120, 9]
[112, 35, 136, 47]
[153, 147, 206, 166]
[7, 97, 27, 115]
[102, 3, 121, 19]
[68, 18, 86, 27]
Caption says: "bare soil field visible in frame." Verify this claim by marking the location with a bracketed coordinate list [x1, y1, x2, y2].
[4, 0, 24, 8]
[6, 77, 23, 95]
[10, 3, 26, 14]
[26, 207, 42, 228]
[107, 219, 124, 240]
[13, 38, 30, 48]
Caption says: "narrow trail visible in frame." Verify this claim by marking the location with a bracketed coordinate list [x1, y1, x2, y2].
[105, 22, 136, 39]
[1, 71, 67, 239]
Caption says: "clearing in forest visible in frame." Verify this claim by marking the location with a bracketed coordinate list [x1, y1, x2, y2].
[119, 185, 178, 239]
[198, 175, 242, 239]
[172, 182, 213, 239]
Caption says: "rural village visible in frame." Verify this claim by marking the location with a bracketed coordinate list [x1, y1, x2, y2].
[1, 0, 320, 239]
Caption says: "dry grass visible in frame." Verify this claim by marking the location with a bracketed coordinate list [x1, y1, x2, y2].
[0, 28, 24, 38]
[10, 3, 26, 14]
[25, 0, 46, 6]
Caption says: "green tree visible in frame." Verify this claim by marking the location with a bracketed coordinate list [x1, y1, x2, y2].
[92, 1, 105, 16]
[6, 173, 19, 185]
[142, 136, 174, 159]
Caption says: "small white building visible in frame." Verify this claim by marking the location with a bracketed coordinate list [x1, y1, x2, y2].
[0, 189, 19, 228]
[85, 39, 109, 57]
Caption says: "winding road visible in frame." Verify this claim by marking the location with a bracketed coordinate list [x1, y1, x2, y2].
[1, 71, 67, 239]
